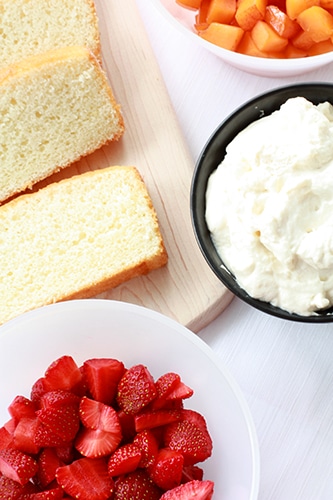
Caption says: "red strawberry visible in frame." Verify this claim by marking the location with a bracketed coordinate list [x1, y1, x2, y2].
[0, 447, 38, 485]
[181, 464, 204, 483]
[0, 473, 38, 499]
[117, 365, 157, 415]
[31, 378, 48, 405]
[36, 404, 80, 444]
[23, 485, 64, 499]
[8, 396, 37, 420]
[0, 426, 14, 450]
[133, 429, 159, 468]
[79, 396, 121, 434]
[114, 469, 162, 500]
[152, 373, 181, 410]
[13, 417, 40, 454]
[56, 457, 114, 500]
[148, 447, 184, 491]
[107, 443, 141, 477]
[117, 410, 136, 443]
[134, 409, 182, 433]
[36, 448, 64, 488]
[159, 479, 214, 499]
[164, 419, 213, 466]
[75, 428, 121, 458]
[83, 358, 125, 405]
[54, 444, 75, 465]
[180, 409, 210, 434]
[43, 356, 82, 393]
[39, 390, 80, 410]
[164, 380, 193, 403]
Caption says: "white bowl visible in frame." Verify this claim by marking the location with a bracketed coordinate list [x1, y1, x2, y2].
[0, 299, 260, 500]
[149, 0, 333, 77]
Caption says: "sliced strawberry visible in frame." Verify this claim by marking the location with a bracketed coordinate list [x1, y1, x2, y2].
[0, 426, 15, 450]
[43, 356, 82, 393]
[54, 444, 75, 465]
[23, 485, 64, 499]
[56, 457, 114, 500]
[180, 409, 210, 434]
[36, 448, 64, 488]
[164, 419, 213, 466]
[8, 396, 37, 420]
[0, 447, 38, 485]
[75, 428, 121, 458]
[39, 390, 80, 410]
[114, 469, 162, 500]
[165, 380, 193, 403]
[117, 365, 157, 415]
[107, 443, 141, 477]
[117, 410, 136, 443]
[134, 409, 182, 433]
[181, 464, 204, 483]
[31, 378, 48, 405]
[159, 479, 214, 499]
[152, 373, 181, 410]
[34, 421, 67, 448]
[0, 472, 38, 499]
[79, 397, 122, 434]
[13, 417, 40, 454]
[3, 418, 17, 435]
[133, 429, 159, 468]
[148, 447, 184, 491]
[83, 358, 125, 405]
[36, 403, 80, 444]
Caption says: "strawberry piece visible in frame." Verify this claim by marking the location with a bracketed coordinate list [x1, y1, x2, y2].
[180, 409, 210, 434]
[134, 409, 182, 433]
[181, 464, 204, 483]
[31, 378, 48, 405]
[8, 396, 37, 420]
[152, 373, 181, 410]
[159, 479, 214, 499]
[83, 358, 125, 405]
[24, 485, 64, 499]
[3, 418, 16, 435]
[114, 469, 162, 500]
[54, 444, 75, 465]
[117, 410, 136, 443]
[75, 428, 121, 458]
[39, 390, 80, 410]
[148, 447, 184, 491]
[0, 426, 14, 450]
[165, 380, 194, 403]
[164, 419, 213, 466]
[56, 457, 114, 500]
[36, 448, 64, 488]
[107, 443, 141, 477]
[117, 365, 157, 415]
[43, 356, 82, 393]
[0, 447, 38, 485]
[13, 417, 40, 454]
[133, 429, 159, 468]
[36, 404, 80, 444]
[79, 397, 121, 434]
[0, 472, 38, 499]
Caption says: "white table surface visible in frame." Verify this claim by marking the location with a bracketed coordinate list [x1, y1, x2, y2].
[136, 2, 333, 499]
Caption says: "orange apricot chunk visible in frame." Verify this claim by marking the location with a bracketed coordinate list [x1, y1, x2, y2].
[284, 43, 307, 57]
[237, 31, 272, 55]
[235, 0, 267, 31]
[251, 19, 289, 51]
[198, 22, 245, 50]
[292, 29, 316, 50]
[176, 0, 202, 9]
[206, 0, 237, 24]
[195, 0, 211, 30]
[297, 6, 333, 42]
[307, 38, 333, 54]
[265, 5, 300, 38]
[285, 0, 320, 20]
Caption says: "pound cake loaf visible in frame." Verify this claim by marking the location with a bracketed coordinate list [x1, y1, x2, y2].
[0, 166, 168, 326]
[0, 0, 101, 71]
[0, 45, 124, 203]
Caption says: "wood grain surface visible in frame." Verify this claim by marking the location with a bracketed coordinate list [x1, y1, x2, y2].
[42, 0, 233, 332]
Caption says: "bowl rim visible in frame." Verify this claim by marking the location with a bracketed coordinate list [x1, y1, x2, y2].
[191, 82, 333, 323]
[149, 0, 333, 74]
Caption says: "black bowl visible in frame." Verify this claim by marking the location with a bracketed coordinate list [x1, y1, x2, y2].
[191, 83, 333, 323]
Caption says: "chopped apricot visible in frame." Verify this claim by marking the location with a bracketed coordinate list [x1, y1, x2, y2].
[176, 0, 202, 9]
[285, 0, 320, 20]
[307, 38, 333, 54]
[206, 0, 237, 24]
[199, 22, 244, 50]
[195, 0, 211, 30]
[251, 19, 289, 51]
[235, 0, 267, 30]
[297, 6, 333, 42]
[265, 5, 300, 38]
[283, 42, 307, 57]
[292, 29, 316, 49]
[320, 0, 333, 8]
[237, 30, 272, 55]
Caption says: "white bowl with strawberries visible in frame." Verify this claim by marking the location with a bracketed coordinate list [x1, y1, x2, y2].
[0, 299, 260, 499]
[150, 0, 333, 76]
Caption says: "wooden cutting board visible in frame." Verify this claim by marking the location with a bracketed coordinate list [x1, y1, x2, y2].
[41, 0, 233, 332]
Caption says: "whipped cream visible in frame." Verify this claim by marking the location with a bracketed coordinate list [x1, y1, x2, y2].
[205, 96, 333, 316]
